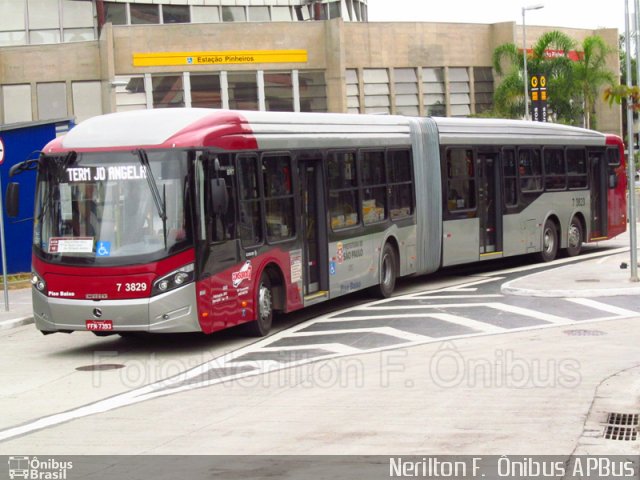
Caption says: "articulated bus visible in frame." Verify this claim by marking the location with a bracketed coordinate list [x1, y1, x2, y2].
[6, 109, 627, 337]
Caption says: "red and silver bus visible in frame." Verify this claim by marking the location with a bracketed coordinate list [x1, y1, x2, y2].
[6, 109, 627, 337]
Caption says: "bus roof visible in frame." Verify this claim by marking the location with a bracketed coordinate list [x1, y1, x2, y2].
[52, 109, 413, 152]
[432, 117, 610, 146]
[46, 109, 615, 153]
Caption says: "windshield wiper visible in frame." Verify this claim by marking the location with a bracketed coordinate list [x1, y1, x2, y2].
[136, 149, 168, 250]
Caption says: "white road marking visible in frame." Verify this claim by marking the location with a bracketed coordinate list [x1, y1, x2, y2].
[565, 298, 639, 317]
[427, 313, 507, 334]
[487, 303, 570, 324]
[287, 326, 430, 342]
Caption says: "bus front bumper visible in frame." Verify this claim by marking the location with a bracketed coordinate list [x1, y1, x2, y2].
[32, 283, 202, 333]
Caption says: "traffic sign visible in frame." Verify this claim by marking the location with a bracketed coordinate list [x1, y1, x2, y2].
[0, 137, 4, 165]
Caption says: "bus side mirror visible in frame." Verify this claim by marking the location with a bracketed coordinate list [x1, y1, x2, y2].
[210, 178, 228, 215]
[608, 173, 618, 189]
[6, 182, 19, 218]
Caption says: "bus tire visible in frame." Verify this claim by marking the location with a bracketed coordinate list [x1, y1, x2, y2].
[566, 217, 583, 257]
[245, 273, 273, 337]
[538, 219, 558, 262]
[375, 243, 397, 298]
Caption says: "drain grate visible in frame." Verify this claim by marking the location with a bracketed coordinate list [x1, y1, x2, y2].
[607, 413, 639, 426]
[603, 413, 639, 441]
[575, 279, 601, 283]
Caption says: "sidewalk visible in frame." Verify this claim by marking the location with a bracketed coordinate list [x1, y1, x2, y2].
[0, 287, 33, 331]
[502, 248, 640, 297]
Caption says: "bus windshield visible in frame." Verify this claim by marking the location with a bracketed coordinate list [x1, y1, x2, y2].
[33, 150, 192, 264]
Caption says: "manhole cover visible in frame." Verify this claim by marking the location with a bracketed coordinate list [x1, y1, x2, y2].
[563, 329, 607, 336]
[75, 364, 125, 372]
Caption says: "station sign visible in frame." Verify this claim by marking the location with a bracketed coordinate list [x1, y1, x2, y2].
[133, 49, 308, 67]
[530, 74, 548, 123]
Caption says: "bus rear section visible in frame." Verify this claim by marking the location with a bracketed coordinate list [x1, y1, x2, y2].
[432, 118, 626, 267]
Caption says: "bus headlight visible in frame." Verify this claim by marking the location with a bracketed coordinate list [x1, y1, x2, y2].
[152, 263, 194, 296]
[31, 272, 46, 293]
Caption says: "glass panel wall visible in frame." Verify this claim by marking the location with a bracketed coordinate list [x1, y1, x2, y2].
[362, 68, 390, 114]
[474, 67, 494, 114]
[37, 82, 67, 120]
[422, 67, 445, 116]
[264, 72, 293, 112]
[162, 5, 190, 24]
[299, 71, 327, 112]
[346, 69, 359, 114]
[115, 75, 147, 112]
[190, 74, 222, 108]
[152, 75, 184, 108]
[130, 4, 159, 25]
[449, 67, 470, 117]
[394, 68, 418, 116]
[227, 71, 258, 110]
[2, 84, 32, 123]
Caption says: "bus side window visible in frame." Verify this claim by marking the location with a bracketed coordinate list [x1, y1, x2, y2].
[262, 154, 295, 242]
[502, 149, 518, 207]
[387, 149, 414, 219]
[518, 148, 542, 192]
[237, 154, 263, 246]
[328, 151, 359, 229]
[446, 148, 476, 211]
[206, 155, 237, 243]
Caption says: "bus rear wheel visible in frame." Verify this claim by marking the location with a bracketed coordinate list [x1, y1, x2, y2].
[566, 218, 583, 257]
[538, 220, 558, 262]
[375, 243, 397, 298]
[245, 273, 273, 337]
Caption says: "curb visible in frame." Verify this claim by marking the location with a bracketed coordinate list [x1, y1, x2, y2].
[0, 316, 34, 331]
[501, 284, 640, 298]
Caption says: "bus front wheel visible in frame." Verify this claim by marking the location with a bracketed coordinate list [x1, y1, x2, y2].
[245, 273, 273, 337]
[566, 218, 583, 257]
[538, 220, 558, 262]
[375, 243, 397, 298]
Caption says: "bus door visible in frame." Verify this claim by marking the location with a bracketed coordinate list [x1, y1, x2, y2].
[588, 149, 608, 239]
[298, 155, 329, 298]
[477, 151, 502, 256]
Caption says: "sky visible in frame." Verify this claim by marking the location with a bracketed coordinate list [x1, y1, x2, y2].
[367, 0, 631, 33]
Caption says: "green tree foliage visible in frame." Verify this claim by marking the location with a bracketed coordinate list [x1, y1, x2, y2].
[492, 31, 615, 128]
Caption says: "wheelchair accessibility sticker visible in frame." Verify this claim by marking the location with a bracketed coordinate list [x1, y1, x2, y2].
[96, 241, 111, 257]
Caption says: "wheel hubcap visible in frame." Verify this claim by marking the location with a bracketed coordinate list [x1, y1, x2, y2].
[544, 228, 554, 253]
[382, 255, 392, 286]
[259, 284, 272, 322]
[568, 224, 580, 248]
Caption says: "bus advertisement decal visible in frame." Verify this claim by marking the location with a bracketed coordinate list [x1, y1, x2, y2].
[290, 250, 302, 283]
[231, 261, 252, 288]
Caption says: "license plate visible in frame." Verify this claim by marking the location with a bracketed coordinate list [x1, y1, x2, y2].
[85, 320, 113, 331]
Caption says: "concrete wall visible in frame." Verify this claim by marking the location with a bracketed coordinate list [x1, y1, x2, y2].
[0, 19, 623, 135]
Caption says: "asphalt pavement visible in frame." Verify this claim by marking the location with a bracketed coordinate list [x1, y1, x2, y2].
[2, 229, 640, 456]
[2, 231, 638, 331]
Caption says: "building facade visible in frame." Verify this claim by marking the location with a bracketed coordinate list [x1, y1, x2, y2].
[0, 0, 622, 134]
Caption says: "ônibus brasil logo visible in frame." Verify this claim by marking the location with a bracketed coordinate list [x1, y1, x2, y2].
[8, 456, 73, 480]
[232, 261, 252, 288]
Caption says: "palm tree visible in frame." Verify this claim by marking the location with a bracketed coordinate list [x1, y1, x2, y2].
[573, 35, 616, 129]
[492, 31, 612, 125]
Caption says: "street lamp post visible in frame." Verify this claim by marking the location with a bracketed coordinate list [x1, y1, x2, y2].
[522, 4, 544, 121]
